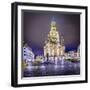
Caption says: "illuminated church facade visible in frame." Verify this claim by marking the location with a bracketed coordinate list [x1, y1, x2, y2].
[44, 19, 65, 59]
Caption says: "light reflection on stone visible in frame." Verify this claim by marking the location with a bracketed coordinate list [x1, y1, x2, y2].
[23, 59, 80, 77]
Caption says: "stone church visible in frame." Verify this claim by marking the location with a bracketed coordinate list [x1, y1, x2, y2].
[44, 19, 65, 60]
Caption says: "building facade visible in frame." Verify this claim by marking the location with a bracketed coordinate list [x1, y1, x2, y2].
[23, 44, 34, 63]
[44, 20, 65, 60]
[77, 45, 80, 60]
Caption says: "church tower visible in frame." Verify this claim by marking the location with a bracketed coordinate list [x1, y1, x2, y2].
[44, 18, 65, 61]
[48, 20, 60, 43]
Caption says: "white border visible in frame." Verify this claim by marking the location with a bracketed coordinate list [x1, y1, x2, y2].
[18, 5, 86, 84]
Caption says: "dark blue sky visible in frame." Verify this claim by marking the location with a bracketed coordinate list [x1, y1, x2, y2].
[22, 10, 80, 55]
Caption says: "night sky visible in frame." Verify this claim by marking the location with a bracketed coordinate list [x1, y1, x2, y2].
[22, 10, 80, 55]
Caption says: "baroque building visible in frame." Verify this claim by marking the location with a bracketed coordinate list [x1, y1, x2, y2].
[44, 19, 65, 60]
